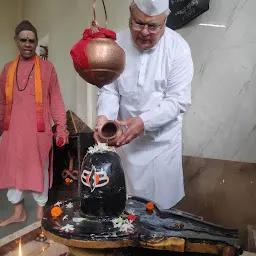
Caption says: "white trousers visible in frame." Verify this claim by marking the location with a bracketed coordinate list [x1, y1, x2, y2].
[7, 158, 49, 207]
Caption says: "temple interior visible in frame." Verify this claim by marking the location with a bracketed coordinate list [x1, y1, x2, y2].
[1, 0, 256, 255]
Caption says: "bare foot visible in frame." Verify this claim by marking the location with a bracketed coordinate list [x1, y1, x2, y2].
[36, 205, 44, 221]
[0, 202, 27, 227]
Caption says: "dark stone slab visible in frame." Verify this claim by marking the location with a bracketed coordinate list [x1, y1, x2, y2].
[42, 197, 243, 255]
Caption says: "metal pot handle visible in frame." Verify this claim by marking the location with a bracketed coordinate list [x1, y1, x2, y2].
[92, 0, 108, 28]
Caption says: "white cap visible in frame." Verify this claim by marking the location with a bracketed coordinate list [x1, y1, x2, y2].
[133, 0, 169, 16]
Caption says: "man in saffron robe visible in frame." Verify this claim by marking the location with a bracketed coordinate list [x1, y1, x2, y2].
[0, 20, 69, 226]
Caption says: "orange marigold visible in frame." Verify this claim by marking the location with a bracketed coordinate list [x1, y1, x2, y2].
[146, 202, 154, 211]
[65, 178, 71, 184]
[51, 206, 63, 217]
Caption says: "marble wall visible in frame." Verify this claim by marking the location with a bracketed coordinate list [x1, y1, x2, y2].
[0, 0, 22, 71]
[176, 3, 256, 245]
[177, 156, 256, 248]
[179, 0, 256, 163]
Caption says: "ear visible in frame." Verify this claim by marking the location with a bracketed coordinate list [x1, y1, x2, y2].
[13, 36, 19, 46]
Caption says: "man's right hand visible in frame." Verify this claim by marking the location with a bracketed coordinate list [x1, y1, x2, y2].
[93, 115, 108, 143]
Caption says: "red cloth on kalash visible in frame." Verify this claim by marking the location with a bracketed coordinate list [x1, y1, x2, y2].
[70, 27, 116, 70]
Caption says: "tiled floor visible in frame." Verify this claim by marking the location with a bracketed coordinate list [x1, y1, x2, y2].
[0, 189, 37, 239]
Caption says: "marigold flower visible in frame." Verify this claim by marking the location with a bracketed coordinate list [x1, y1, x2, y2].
[146, 202, 154, 211]
[51, 206, 63, 217]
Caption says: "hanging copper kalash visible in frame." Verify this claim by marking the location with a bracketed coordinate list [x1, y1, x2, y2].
[70, 0, 124, 144]
[41, 1, 244, 255]
[70, 0, 125, 89]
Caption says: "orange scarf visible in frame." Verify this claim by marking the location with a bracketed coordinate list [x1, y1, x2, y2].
[4, 55, 45, 132]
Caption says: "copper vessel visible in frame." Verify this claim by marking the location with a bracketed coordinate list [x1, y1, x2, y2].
[98, 120, 123, 146]
[74, 38, 125, 88]
[74, 0, 126, 89]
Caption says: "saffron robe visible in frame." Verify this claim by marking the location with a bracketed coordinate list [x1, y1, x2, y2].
[0, 57, 68, 193]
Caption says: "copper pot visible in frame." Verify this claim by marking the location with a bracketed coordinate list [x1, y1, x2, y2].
[73, 0, 126, 88]
[74, 38, 125, 88]
[98, 120, 123, 146]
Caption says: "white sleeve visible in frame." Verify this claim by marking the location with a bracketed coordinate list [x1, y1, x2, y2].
[97, 79, 120, 120]
[139, 49, 194, 132]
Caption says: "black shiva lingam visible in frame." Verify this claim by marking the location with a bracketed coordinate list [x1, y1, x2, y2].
[80, 144, 126, 217]
[41, 144, 243, 256]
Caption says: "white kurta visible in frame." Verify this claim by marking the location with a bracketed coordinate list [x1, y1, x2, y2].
[97, 27, 194, 209]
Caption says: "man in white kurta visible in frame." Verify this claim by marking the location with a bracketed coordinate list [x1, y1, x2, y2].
[95, 0, 194, 209]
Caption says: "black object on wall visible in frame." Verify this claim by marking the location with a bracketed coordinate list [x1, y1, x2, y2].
[167, 0, 210, 30]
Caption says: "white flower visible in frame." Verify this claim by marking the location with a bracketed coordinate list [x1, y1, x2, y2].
[112, 217, 124, 228]
[66, 202, 74, 209]
[119, 220, 134, 233]
[54, 201, 62, 207]
[112, 218, 134, 233]
[62, 215, 68, 221]
[127, 209, 135, 215]
[88, 143, 116, 154]
[60, 224, 75, 233]
[70, 179, 73, 183]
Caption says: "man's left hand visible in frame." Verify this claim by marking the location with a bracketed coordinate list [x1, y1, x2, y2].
[55, 134, 69, 147]
[116, 117, 144, 146]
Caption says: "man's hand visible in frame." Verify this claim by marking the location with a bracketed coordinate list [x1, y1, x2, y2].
[93, 115, 108, 143]
[116, 117, 144, 146]
[55, 134, 69, 147]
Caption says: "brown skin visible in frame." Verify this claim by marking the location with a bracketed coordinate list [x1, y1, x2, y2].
[94, 7, 167, 147]
[0, 200, 27, 227]
[15, 30, 38, 60]
[94, 115, 109, 143]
